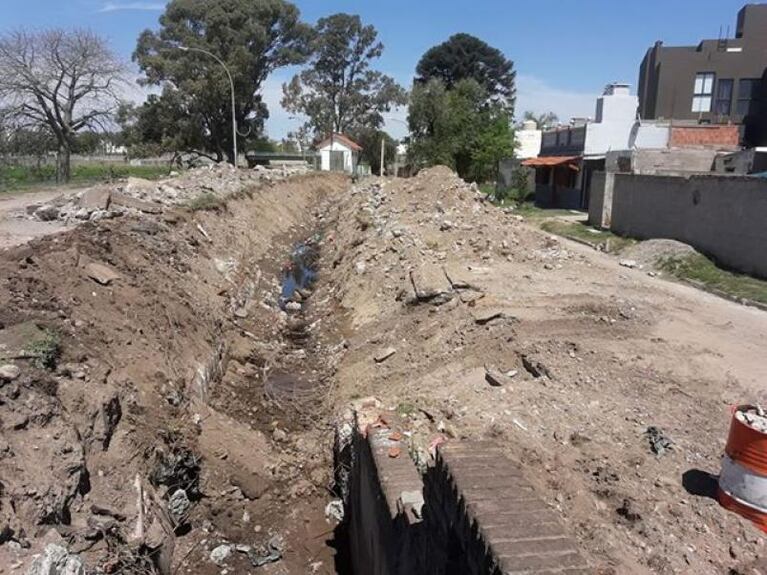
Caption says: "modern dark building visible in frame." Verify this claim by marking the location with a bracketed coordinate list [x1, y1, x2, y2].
[638, 4, 767, 145]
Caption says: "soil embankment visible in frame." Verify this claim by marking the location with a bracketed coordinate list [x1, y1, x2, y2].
[0, 170, 350, 573]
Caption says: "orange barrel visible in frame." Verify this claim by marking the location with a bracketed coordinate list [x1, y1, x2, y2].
[718, 405, 767, 532]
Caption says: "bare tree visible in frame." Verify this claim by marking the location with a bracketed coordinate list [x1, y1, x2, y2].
[0, 29, 126, 182]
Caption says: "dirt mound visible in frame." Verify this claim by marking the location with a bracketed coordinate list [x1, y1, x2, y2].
[621, 238, 700, 269]
[26, 163, 310, 227]
[0, 172, 349, 573]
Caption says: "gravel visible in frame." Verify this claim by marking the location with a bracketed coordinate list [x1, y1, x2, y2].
[620, 239, 700, 270]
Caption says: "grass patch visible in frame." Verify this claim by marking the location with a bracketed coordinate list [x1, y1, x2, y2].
[540, 220, 637, 253]
[513, 203, 581, 220]
[187, 192, 225, 212]
[29, 329, 61, 370]
[0, 163, 170, 193]
[658, 254, 767, 306]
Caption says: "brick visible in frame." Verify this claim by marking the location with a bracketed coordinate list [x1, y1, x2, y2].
[498, 550, 589, 573]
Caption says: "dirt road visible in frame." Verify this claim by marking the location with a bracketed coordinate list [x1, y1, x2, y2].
[0, 187, 83, 249]
[0, 166, 764, 574]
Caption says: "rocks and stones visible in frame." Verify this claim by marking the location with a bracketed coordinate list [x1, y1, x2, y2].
[736, 406, 767, 434]
[79, 187, 111, 211]
[25, 544, 84, 575]
[84, 262, 121, 286]
[645, 426, 673, 456]
[443, 265, 478, 291]
[409, 265, 453, 305]
[168, 489, 191, 522]
[471, 307, 505, 325]
[111, 191, 163, 214]
[233, 307, 249, 319]
[210, 544, 234, 566]
[484, 366, 513, 387]
[520, 354, 551, 379]
[34, 205, 60, 222]
[285, 301, 302, 313]
[619, 259, 638, 269]
[374, 347, 397, 363]
[272, 428, 288, 442]
[325, 500, 344, 523]
[0, 364, 20, 381]
[247, 534, 284, 567]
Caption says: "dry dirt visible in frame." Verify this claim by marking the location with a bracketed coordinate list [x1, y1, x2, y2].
[0, 165, 765, 574]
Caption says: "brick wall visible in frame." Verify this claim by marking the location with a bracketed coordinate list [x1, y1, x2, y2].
[669, 125, 740, 148]
[342, 407, 590, 574]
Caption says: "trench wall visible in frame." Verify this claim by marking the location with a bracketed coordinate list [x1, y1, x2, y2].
[592, 173, 767, 278]
[345, 418, 589, 574]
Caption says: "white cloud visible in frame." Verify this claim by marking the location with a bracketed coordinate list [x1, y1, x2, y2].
[515, 74, 598, 124]
[99, 2, 165, 12]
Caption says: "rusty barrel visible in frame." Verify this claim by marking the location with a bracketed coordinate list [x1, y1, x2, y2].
[718, 405, 767, 532]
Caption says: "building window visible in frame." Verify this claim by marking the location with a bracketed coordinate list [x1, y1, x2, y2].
[714, 79, 734, 115]
[692, 72, 715, 112]
[736, 78, 761, 116]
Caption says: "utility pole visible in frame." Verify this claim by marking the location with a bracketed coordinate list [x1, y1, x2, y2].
[380, 137, 386, 177]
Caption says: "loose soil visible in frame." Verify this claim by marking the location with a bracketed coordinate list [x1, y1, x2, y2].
[0, 165, 766, 574]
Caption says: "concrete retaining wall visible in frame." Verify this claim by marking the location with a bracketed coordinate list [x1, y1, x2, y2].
[604, 173, 767, 278]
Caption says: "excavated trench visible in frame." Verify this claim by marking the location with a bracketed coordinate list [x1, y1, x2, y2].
[0, 173, 359, 574]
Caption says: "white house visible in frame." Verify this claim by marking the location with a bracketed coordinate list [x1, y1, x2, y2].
[316, 133, 362, 173]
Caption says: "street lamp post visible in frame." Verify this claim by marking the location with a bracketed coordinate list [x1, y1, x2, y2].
[178, 45, 238, 167]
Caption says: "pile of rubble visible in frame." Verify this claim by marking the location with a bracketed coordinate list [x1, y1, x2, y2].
[28, 163, 312, 225]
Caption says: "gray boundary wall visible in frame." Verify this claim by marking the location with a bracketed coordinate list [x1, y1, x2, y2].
[606, 173, 767, 278]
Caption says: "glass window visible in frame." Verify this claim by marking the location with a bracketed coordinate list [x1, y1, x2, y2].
[692, 72, 715, 113]
[714, 79, 733, 115]
[737, 79, 762, 116]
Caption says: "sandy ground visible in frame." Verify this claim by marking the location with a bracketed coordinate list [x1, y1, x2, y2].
[0, 167, 765, 574]
[0, 187, 83, 249]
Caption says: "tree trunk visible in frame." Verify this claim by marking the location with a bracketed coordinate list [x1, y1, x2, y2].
[57, 145, 71, 183]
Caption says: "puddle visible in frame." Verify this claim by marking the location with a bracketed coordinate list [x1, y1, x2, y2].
[279, 237, 319, 310]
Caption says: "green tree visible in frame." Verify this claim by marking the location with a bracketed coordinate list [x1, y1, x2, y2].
[134, 0, 313, 164]
[281, 13, 407, 136]
[349, 127, 397, 175]
[408, 78, 514, 182]
[415, 34, 516, 114]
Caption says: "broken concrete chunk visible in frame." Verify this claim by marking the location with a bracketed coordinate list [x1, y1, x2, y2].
[111, 191, 163, 214]
[409, 265, 453, 304]
[84, 262, 121, 286]
[374, 347, 397, 363]
[26, 544, 85, 575]
[484, 367, 512, 387]
[34, 205, 60, 222]
[472, 307, 505, 325]
[442, 264, 479, 291]
[0, 364, 20, 381]
[79, 187, 111, 211]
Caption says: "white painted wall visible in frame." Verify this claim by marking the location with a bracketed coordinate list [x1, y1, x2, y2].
[516, 128, 542, 159]
[629, 122, 670, 149]
[318, 140, 356, 173]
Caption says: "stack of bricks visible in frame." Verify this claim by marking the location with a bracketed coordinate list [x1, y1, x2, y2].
[424, 441, 591, 574]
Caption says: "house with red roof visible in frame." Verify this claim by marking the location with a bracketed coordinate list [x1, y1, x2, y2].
[316, 133, 362, 174]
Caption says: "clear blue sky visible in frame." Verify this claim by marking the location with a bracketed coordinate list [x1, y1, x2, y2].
[0, 0, 756, 138]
